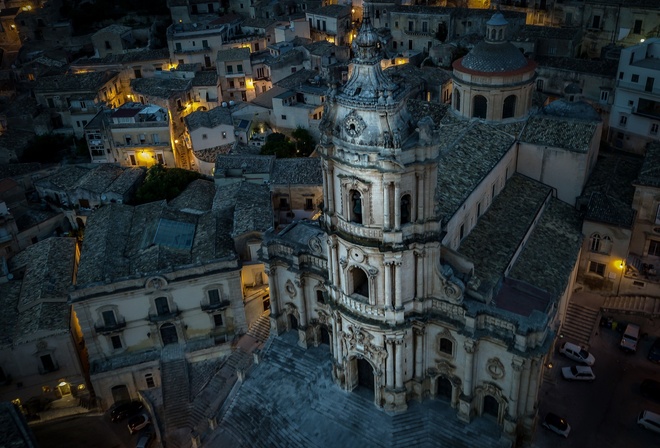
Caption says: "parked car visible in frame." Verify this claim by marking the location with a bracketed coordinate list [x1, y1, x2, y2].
[110, 401, 144, 423]
[561, 365, 595, 381]
[638, 410, 660, 434]
[620, 323, 640, 353]
[542, 412, 571, 438]
[641, 379, 660, 402]
[648, 338, 660, 364]
[135, 431, 154, 448]
[559, 341, 595, 366]
[127, 413, 151, 434]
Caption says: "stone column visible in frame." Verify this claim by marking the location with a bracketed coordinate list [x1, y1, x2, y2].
[322, 166, 329, 213]
[463, 339, 477, 396]
[414, 328, 424, 379]
[267, 266, 279, 316]
[327, 166, 335, 214]
[416, 173, 424, 222]
[518, 359, 531, 416]
[296, 277, 307, 327]
[394, 261, 402, 309]
[330, 238, 339, 288]
[384, 261, 392, 308]
[525, 359, 540, 414]
[386, 339, 394, 388]
[383, 180, 390, 230]
[509, 357, 524, 418]
[415, 250, 424, 299]
[394, 182, 401, 231]
[395, 338, 404, 389]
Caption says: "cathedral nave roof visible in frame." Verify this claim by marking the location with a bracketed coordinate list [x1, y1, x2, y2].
[520, 115, 598, 153]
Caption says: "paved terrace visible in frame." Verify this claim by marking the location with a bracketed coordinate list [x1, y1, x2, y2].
[209, 332, 508, 448]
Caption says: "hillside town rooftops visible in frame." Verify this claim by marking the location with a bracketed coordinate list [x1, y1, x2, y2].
[131, 77, 191, 98]
[215, 154, 276, 176]
[194, 142, 235, 163]
[0, 281, 20, 346]
[192, 71, 218, 86]
[212, 181, 273, 236]
[271, 158, 322, 185]
[520, 115, 598, 153]
[241, 17, 277, 29]
[635, 141, 660, 188]
[535, 56, 618, 76]
[71, 48, 170, 66]
[308, 4, 351, 17]
[185, 106, 233, 131]
[436, 121, 515, 225]
[168, 179, 216, 213]
[106, 167, 146, 195]
[93, 24, 132, 37]
[512, 25, 581, 41]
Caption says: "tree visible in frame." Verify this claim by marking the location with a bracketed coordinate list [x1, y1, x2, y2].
[291, 127, 316, 157]
[19, 134, 69, 163]
[260, 133, 295, 158]
[134, 164, 202, 204]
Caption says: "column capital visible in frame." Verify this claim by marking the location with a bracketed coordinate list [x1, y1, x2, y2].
[464, 339, 478, 354]
[511, 357, 525, 372]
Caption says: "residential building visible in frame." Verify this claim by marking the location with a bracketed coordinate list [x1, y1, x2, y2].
[0, 237, 85, 407]
[270, 157, 323, 227]
[511, 25, 583, 58]
[609, 38, 660, 154]
[306, 5, 352, 46]
[91, 25, 140, 58]
[32, 71, 122, 138]
[271, 69, 326, 139]
[216, 47, 256, 102]
[184, 106, 237, 175]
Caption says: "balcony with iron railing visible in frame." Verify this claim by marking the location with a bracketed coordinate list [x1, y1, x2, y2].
[94, 317, 127, 334]
[200, 299, 231, 312]
[147, 307, 181, 322]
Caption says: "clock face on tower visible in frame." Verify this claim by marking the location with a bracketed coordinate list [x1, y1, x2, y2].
[343, 111, 367, 138]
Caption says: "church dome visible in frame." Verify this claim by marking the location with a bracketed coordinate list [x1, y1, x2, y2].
[487, 12, 509, 27]
[460, 41, 528, 73]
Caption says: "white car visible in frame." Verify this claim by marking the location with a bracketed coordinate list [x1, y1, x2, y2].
[561, 365, 595, 381]
[542, 412, 571, 438]
[559, 342, 595, 366]
[638, 410, 660, 434]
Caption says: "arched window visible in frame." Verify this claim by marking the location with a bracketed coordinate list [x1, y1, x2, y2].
[502, 95, 517, 119]
[351, 267, 369, 300]
[472, 95, 487, 119]
[349, 189, 362, 224]
[316, 290, 325, 304]
[454, 89, 461, 112]
[490, 29, 496, 40]
[155, 297, 170, 316]
[439, 337, 453, 355]
[498, 29, 503, 40]
[400, 194, 412, 225]
[590, 233, 612, 254]
[536, 79, 544, 92]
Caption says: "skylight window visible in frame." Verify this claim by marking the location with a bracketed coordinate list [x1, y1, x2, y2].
[153, 219, 195, 250]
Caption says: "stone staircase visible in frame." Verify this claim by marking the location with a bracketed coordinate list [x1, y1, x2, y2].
[247, 313, 272, 342]
[560, 303, 600, 347]
[217, 334, 506, 448]
[602, 295, 660, 316]
[161, 344, 191, 430]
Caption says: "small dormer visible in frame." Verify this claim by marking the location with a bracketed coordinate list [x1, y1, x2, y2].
[485, 12, 508, 44]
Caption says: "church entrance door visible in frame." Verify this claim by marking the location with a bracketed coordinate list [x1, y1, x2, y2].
[437, 377, 452, 401]
[483, 395, 499, 418]
[357, 357, 374, 393]
[289, 314, 298, 330]
[320, 326, 330, 345]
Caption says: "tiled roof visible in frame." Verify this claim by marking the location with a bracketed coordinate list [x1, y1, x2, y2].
[406, 99, 449, 125]
[36, 165, 91, 190]
[0, 281, 20, 346]
[185, 106, 233, 131]
[106, 167, 146, 195]
[72, 48, 170, 66]
[131, 77, 191, 99]
[460, 42, 529, 73]
[217, 47, 250, 62]
[435, 121, 515, 225]
[241, 17, 277, 28]
[512, 25, 581, 41]
[271, 157, 322, 185]
[535, 55, 617, 76]
[15, 207, 61, 232]
[192, 71, 218, 86]
[520, 114, 597, 153]
[508, 197, 583, 300]
[76, 200, 236, 287]
[0, 162, 41, 180]
[215, 154, 276, 175]
[461, 175, 551, 293]
[541, 99, 601, 121]
[264, 219, 326, 257]
[168, 179, 216, 212]
[636, 141, 660, 188]
[15, 302, 70, 338]
[78, 164, 126, 193]
[212, 181, 273, 236]
[194, 142, 235, 163]
[581, 153, 641, 227]
[35, 164, 140, 195]
[10, 237, 76, 309]
[93, 24, 132, 37]
[33, 71, 118, 92]
[308, 4, 351, 17]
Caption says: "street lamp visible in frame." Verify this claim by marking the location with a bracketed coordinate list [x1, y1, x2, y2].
[616, 260, 625, 296]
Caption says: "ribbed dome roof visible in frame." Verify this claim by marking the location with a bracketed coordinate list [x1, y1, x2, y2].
[487, 12, 508, 26]
[460, 41, 528, 73]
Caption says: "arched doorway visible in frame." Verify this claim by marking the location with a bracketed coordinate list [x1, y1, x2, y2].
[356, 357, 374, 395]
[502, 95, 516, 119]
[400, 194, 411, 225]
[349, 189, 362, 224]
[320, 326, 330, 345]
[351, 267, 369, 300]
[111, 385, 130, 404]
[289, 314, 298, 330]
[483, 394, 499, 418]
[436, 377, 452, 402]
[160, 323, 178, 345]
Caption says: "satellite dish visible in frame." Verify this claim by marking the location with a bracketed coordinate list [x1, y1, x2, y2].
[229, 100, 235, 106]
[101, 194, 107, 201]
[222, 102, 228, 107]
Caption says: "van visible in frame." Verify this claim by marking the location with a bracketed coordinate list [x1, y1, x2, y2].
[620, 323, 640, 353]
[637, 410, 660, 434]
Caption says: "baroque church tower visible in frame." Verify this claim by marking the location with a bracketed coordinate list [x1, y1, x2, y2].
[262, 10, 577, 444]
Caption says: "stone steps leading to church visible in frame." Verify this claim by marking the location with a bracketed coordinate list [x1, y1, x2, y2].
[561, 303, 599, 347]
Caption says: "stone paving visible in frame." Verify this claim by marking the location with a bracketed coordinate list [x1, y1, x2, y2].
[208, 331, 508, 448]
